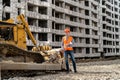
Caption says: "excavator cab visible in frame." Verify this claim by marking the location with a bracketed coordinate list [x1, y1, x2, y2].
[0, 14, 37, 50]
[0, 21, 14, 41]
[0, 19, 27, 49]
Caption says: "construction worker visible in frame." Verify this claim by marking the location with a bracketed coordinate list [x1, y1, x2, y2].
[61, 27, 77, 73]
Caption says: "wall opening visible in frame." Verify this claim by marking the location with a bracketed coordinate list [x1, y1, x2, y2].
[2, 0, 10, 6]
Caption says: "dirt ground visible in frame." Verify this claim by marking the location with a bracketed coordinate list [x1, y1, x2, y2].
[8, 59, 120, 80]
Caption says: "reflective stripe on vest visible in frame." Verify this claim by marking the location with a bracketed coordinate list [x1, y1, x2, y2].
[63, 36, 73, 51]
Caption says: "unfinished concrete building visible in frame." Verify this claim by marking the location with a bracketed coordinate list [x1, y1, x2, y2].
[0, 0, 120, 58]
[101, 0, 120, 56]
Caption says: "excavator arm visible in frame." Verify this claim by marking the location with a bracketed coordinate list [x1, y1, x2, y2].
[17, 14, 37, 46]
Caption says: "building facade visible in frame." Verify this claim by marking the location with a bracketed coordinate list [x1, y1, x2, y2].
[0, 0, 120, 58]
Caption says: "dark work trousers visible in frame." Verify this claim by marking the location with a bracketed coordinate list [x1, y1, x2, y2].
[64, 50, 77, 72]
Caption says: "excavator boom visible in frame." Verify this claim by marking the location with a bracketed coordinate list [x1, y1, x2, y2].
[17, 14, 37, 46]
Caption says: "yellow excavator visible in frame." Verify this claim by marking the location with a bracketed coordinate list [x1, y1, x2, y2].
[0, 14, 45, 63]
[0, 14, 65, 72]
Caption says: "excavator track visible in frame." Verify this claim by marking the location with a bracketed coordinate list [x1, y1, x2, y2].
[0, 42, 63, 80]
[0, 42, 45, 63]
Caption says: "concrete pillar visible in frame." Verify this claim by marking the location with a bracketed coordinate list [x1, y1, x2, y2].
[47, 4, 52, 29]
[48, 0, 52, 4]
[63, 2, 66, 30]
[62, 1, 66, 29]
[90, 47, 92, 54]
[24, 0, 28, 17]
[36, 33, 38, 41]
[0, 0, 2, 20]
[48, 33, 52, 45]
[48, 7, 52, 17]
[48, 0, 54, 44]
[11, 0, 17, 19]
[76, 6, 79, 33]
[47, 20, 52, 44]
[98, 0, 103, 52]
[82, 48, 85, 55]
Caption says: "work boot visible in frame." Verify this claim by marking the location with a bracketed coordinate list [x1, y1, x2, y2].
[66, 70, 70, 74]
[74, 70, 77, 73]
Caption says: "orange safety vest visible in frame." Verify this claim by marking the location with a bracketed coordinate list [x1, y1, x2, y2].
[62, 36, 73, 51]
